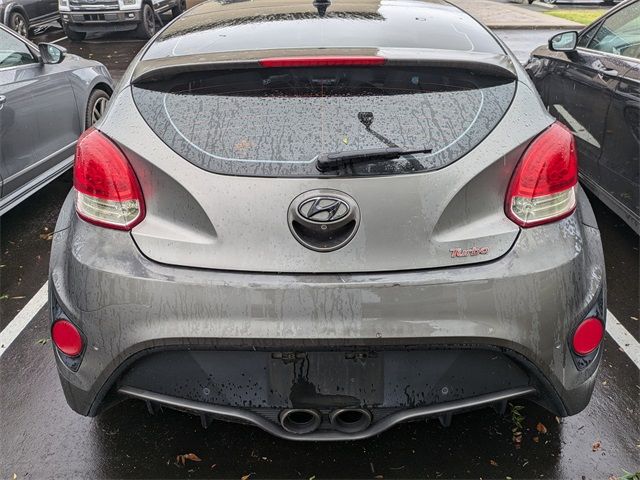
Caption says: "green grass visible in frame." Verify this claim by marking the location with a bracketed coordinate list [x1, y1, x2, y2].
[617, 471, 640, 480]
[544, 9, 607, 25]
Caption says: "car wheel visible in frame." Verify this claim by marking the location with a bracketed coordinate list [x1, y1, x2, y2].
[9, 11, 29, 38]
[171, 0, 187, 18]
[135, 3, 156, 39]
[85, 89, 110, 129]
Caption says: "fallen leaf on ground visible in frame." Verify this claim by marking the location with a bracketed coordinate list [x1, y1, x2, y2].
[533, 436, 539, 443]
[536, 422, 548, 434]
[176, 453, 202, 465]
[241, 474, 253, 480]
[490, 460, 499, 467]
[512, 431, 523, 448]
[592, 441, 601, 452]
[36, 338, 48, 345]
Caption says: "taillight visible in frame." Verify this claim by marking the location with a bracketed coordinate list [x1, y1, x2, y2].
[259, 56, 386, 67]
[74, 128, 145, 230]
[506, 122, 578, 227]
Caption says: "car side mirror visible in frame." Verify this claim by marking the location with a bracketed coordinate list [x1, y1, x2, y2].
[549, 31, 578, 52]
[38, 43, 67, 64]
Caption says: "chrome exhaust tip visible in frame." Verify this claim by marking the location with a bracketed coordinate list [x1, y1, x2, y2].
[279, 408, 321, 434]
[329, 408, 372, 433]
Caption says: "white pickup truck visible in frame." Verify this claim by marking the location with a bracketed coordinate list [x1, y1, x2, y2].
[58, 0, 185, 40]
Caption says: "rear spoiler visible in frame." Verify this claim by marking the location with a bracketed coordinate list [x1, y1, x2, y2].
[131, 48, 517, 85]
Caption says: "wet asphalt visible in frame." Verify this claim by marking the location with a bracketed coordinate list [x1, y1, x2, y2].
[0, 23, 639, 480]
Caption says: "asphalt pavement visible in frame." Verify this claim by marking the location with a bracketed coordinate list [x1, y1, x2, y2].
[1, 24, 638, 480]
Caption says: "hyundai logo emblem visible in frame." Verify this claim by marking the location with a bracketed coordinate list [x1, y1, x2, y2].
[288, 190, 360, 252]
[298, 197, 350, 223]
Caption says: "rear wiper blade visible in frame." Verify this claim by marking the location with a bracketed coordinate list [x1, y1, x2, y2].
[316, 147, 432, 172]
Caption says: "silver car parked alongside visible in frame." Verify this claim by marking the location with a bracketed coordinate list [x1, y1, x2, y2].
[0, 23, 113, 215]
[49, 0, 606, 441]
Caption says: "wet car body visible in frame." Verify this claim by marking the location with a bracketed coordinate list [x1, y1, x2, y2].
[526, 0, 640, 234]
[0, 24, 113, 215]
[49, 0, 606, 440]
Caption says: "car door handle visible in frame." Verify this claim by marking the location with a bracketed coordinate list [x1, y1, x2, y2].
[0, 95, 5, 110]
[596, 66, 619, 78]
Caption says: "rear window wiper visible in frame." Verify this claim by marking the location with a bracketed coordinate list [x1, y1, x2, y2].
[316, 147, 432, 172]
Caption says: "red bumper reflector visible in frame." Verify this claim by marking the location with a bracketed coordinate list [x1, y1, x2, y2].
[572, 317, 604, 356]
[259, 56, 386, 67]
[52, 320, 83, 357]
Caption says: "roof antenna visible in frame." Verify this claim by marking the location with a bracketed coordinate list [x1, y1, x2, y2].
[313, 0, 331, 17]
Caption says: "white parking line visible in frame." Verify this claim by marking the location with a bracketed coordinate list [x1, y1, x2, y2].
[606, 311, 640, 368]
[0, 281, 639, 369]
[51, 37, 68, 44]
[0, 281, 48, 359]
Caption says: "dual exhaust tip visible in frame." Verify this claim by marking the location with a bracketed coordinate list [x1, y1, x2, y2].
[280, 407, 372, 434]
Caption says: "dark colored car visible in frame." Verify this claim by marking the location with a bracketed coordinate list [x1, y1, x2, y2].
[526, 0, 639, 234]
[0, 0, 59, 37]
[49, 0, 606, 441]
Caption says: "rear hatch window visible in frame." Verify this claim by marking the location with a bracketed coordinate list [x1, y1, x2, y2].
[132, 66, 516, 177]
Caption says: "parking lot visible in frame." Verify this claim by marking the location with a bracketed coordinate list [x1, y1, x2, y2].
[1, 5, 639, 479]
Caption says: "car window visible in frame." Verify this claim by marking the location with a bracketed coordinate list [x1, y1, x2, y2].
[587, 2, 640, 59]
[0, 29, 37, 68]
[133, 67, 516, 177]
[577, 23, 600, 48]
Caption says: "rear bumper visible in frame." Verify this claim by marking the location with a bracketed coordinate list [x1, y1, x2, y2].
[118, 384, 537, 441]
[49, 188, 605, 436]
[113, 346, 547, 440]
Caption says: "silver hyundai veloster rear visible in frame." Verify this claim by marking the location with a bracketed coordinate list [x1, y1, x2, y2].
[49, 0, 606, 440]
